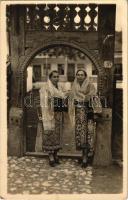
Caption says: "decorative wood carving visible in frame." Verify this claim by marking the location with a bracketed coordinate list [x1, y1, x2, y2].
[25, 4, 98, 32]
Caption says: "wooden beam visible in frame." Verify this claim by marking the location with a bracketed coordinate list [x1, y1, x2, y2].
[9, 5, 25, 106]
[94, 5, 116, 166]
[98, 4, 116, 108]
[25, 31, 98, 50]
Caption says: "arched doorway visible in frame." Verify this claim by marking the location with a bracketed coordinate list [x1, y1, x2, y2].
[19, 40, 105, 104]
[18, 41, 105, 155]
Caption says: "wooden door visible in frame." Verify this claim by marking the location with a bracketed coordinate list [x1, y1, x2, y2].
[67, 63, 75, 82]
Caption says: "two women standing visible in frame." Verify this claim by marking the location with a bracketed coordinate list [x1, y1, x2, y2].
[39, 69, 100, 167]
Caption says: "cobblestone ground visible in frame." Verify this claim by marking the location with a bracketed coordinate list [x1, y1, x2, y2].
[8, 156, 122, 194]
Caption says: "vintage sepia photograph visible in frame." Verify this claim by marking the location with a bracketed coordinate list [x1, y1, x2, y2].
[0, 0, 127, 199]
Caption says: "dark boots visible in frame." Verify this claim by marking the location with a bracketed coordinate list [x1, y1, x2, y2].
[48, 150, 60, 167]
[81, 148, 88, 168]
[87, 155, 94, 166]
[80, 147, 94, 168]
[54, 150, 60, 164]
[49, 153, 55, 167]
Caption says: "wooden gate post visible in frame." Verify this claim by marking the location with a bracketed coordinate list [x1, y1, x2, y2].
[94, 5, 116, 166]
[8, 5, 25, 156]
[98, 4, 116, 106]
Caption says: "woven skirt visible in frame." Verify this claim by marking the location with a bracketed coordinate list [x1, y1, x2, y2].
[75, 102, 96, 157]
[36, 111, 63, 152]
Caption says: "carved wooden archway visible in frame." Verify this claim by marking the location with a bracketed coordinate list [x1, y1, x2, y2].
[18, 39, 106, 107]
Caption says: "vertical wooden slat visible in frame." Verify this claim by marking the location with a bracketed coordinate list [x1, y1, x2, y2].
[98, 4, 116, 108]
[94, 5, 116, 165]
[9, 5, 26, 156]
[10, 5, 25, 106]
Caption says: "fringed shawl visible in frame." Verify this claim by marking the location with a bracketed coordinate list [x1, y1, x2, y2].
[70, 77, 96, 101]
[68, 77, 96, 127]
[39, 79, 65, 131]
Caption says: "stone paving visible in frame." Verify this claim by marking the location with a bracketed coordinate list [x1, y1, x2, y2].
[8, 156, 122, 194]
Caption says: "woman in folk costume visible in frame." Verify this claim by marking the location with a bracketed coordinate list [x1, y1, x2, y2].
[39, 70, 66, 167]
[69, 69, 101, 168]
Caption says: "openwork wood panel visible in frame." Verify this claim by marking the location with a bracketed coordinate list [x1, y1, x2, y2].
[25, 4, 98, 31]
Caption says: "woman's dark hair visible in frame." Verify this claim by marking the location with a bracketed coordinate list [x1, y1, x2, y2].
[76, 69, 87, 77]
[49, 70, 59, 79]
